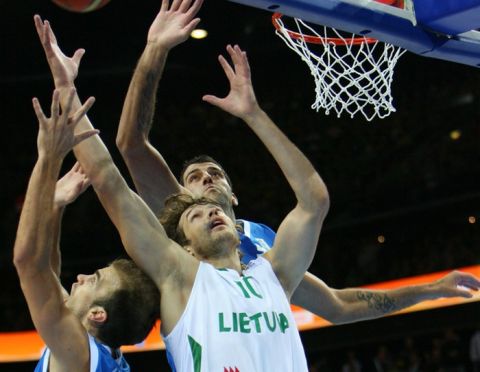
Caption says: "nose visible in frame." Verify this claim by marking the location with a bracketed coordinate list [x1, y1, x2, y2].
[77, 273, 92, 283]
[208, 207, 220, 217]
[202, 172, 213, 185]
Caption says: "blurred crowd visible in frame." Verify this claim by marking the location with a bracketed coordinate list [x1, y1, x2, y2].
[309, 328, 480, 372]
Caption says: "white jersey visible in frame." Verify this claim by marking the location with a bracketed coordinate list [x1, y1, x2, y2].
[163, 256, 308, 372]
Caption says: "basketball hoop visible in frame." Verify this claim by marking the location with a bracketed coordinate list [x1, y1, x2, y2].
[272, 13, 406, 121]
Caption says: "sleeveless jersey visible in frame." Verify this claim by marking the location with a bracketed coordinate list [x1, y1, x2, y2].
[34, 334, 130, 372]
[163, 256, 308, 372]
[237, 219, 275, 264]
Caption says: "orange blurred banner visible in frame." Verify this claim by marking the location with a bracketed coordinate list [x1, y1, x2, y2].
[1, 265, 479, 363]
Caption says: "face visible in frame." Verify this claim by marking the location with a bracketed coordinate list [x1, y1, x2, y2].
[179, 202, 240, 259]
[66, 266, 122, 318]
[182, 162, 238, 208]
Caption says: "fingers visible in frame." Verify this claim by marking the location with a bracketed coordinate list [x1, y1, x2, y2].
[178, 0, 193, 12]
[82, 175, 91, 188]
[72, 161, 82, 173]
[228, 44, 251, 76]
[70, 96, 95, 126]
[74, 129, 100, 146]
[33, 14, 45, 42]
[44, 20, 58, 45]
[170, 0, 183, 11]
[160, 0, 169, 12]
[185, 18, 201, 34]
[43, 21, 53, 46]
[32, 97, 47, 126]
[61, 88, 77, 125]
[238, 48, 251, 77]
[77, 163, 86, 175]
[452, 289, 473, 299]
[456, 273, 480, 291]
[72, 49, 86, 67]
[202, 94, 223, 108]
[226, 44, 243, 68]
[218, 44, 251, 82]
[50, 90, 61, 120]
[185, 0, 204, 18]
[218, 54, 235, 81]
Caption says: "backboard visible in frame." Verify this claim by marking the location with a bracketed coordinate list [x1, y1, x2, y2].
[228, 0, 480, 67]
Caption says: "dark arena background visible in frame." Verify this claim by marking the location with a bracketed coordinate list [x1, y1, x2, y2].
[1, 0, 479, 370]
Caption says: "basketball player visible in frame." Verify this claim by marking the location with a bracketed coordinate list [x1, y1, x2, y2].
[35, 7, 480, 367]
[35, 13, 329, 370]
[35, 10, 480, 369]
[115, 0, 480, 323]
[13, 89, 159, 372]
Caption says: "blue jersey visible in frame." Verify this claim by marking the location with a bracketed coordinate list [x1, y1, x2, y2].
[34, 334, 130, 372]
[236, 219, 276, 264]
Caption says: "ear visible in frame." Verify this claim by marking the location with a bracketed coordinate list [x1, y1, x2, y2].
[231, 193, 239, 207]
[87, 306, 107, 326]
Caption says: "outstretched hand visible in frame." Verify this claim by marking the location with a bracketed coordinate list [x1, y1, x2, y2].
[203, 45, 260, 120]
[34, 14, 85, 88]
[434, 270, 480, 298]
[54, 162, 91, 208]
[147, 0, 203, 49]
[33, 88, 97, 161]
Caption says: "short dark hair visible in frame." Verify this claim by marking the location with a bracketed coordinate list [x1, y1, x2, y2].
[179, 155, 233, 189]
[92, 259, 159, 349]
[158, 193, 222, 246]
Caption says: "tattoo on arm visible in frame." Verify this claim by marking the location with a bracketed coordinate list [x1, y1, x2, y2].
[356, 291, 396, 314]
[137, 70, 158, 134]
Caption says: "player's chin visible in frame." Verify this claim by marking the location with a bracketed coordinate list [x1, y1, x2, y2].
[203, 187, 221, 198]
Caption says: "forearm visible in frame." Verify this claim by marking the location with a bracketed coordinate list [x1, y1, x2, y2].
[116, 44, 182, 214]
[14, 156, 62, 271]
[50, 206, 65, 277]
[332, 284, 439, 324]
[243, 108, 329, 212]
[53, 89, 115, 194]
[116, 43, 169, 151]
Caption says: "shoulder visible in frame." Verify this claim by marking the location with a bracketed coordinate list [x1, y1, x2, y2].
[238, 219, 276, 236]
[90, 335, 130, 371]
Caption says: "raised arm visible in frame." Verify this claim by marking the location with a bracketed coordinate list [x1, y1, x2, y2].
[203, 45, 329, 297]
[116, 0, 203, 214]
[51, 162, 90, 277]
[13, 90, 97, 369]
[34, 15, 196, 288]
[294, 271, 480, 324]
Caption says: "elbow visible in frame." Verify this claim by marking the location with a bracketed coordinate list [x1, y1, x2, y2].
[305, 176, 330, 216]
[13, 247, 35, 274]
[115, 126, 145, 157]
[115, 131, 132, 155]
[13, 253, 26, 272]
[316, 187, 330, 214]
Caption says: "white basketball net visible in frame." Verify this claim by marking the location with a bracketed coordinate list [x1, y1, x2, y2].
[274, 16, 406, 121]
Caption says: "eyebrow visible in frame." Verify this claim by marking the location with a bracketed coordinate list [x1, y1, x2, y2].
[184, 166, 224, 182]
[184, 169, 201, 182]
[207, 167, 224, 175]
[185, 206, 197, 222]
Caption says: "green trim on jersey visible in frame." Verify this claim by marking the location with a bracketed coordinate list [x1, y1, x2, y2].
[188, 335, 202, 372]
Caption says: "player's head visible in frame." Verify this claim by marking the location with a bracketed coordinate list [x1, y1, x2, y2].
[159, 193, 240, 259]
[67, 259, 159, 348]
[179, 155, 238, 209]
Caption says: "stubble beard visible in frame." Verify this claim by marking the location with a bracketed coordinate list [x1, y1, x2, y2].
[195, 227, 240, 260]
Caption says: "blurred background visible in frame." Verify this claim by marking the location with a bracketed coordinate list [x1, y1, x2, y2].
[1, 0, 479, 370]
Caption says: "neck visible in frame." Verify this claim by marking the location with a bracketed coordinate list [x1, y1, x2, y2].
[222, 203, 236, 222]
[201, 250, 242, 274]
